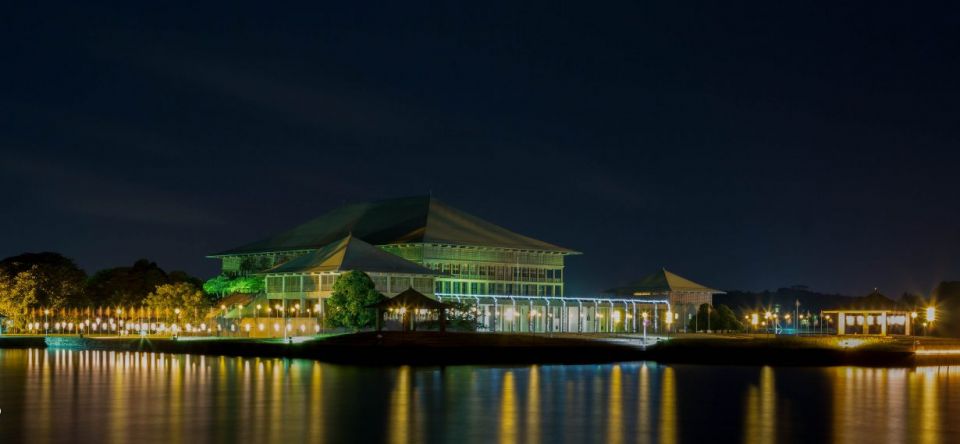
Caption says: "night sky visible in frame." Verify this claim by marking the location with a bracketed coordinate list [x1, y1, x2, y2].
[3, 2, 959, 297]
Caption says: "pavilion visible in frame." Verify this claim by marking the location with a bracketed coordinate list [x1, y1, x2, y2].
[606, 268, 725, 332]
[822, 290, 913, 336]
[368, 288, 450, 332]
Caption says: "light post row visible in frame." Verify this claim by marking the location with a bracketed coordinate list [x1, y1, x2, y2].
[5, 301, 329, 338]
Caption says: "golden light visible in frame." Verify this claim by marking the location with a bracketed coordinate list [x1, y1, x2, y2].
[665, 310, 673, 324]
[926, 307, 936, 322]
[838, 338, 864, 348]
[751, 313, 759, 326]
[612, 311, 621, 322]
[911, 312, 918, 319]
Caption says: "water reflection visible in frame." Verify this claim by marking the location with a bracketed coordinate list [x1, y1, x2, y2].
[2, 349, 960, 443]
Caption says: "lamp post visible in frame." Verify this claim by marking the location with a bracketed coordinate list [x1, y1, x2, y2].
[641, 312, 648, 344]
[664, 309, 673, 337]
[174, 308, 181, 338]
[43, 309, 50, 336]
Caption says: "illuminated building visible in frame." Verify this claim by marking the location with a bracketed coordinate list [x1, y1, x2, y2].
[606, 268, 724, 332]
[209, 196, 709, 333]
[822, 289, 914, 336]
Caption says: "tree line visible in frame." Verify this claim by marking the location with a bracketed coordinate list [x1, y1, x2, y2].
[0, 252, 222, 329]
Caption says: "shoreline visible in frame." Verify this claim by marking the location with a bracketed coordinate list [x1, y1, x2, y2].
[1, 333, 957, 367]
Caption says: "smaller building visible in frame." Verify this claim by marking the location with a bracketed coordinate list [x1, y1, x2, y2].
[823, 290, 912, 336]
[607, 268, 725, 332]
[229, 235, 438, 337]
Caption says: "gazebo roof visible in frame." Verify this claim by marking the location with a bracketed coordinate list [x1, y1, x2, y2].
[606, 268, 724, 296]
[263, 234, 437, 275]
[827, 289, 906, 311]
[367, 287, 449, 310]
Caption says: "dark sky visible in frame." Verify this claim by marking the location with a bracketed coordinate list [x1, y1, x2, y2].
[3, 2, 959, 297]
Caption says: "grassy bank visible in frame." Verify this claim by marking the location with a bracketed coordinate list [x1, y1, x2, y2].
[646, 335, 918, 367]
[16, 332, 645, 365]
[4, 333, 959, 367]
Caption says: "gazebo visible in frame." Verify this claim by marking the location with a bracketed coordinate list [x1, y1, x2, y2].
[822, 290, 913, 336]
[368, 287, 451, 332]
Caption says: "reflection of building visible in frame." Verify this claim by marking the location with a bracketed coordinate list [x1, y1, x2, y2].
[606, 268, 724, 332]
[822, 290, 912, 336]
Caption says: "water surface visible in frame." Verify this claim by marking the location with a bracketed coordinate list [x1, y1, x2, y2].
[0, 349, 957, 443]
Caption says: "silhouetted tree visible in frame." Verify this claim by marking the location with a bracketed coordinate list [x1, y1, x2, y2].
[0, 252, 87, 308]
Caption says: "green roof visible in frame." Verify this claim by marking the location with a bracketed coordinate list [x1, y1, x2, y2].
[607, 268, 723, 296]
[264, 235, 437, 275]
[214, 196, 577, 255]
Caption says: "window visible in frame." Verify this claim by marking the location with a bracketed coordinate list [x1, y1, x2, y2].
[390, 277, 411, 292]
[266, 276, 283, 293]
[320, 275, 336, 291]
[302, 275, 318, 292]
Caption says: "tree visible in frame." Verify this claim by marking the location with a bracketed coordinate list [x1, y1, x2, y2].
[0, 252, 87, 309]
[0, 268, 40, 331]
[203, 274, 264, 298]
[326, 271, 385, 331]
[713, 304, 743, 332]
[685, 303, 743, 332]
[144, 282, 208, 326]
[86, 259, 202, 307]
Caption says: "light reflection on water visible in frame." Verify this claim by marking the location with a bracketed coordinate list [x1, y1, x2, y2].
[1, 349, 960, 443]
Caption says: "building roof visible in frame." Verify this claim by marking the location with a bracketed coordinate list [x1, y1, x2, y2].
[367, 287, 449, 310]
[212, 196, 577, 256]
[825, 289, 906, 311]
[263, 235, 437, 275]
[606, 268, 724, 296]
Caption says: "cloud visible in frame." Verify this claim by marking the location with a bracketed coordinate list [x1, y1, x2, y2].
[4, 156, 224, 227]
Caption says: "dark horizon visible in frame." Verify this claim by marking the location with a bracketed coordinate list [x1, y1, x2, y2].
[3, 2, 959, 297]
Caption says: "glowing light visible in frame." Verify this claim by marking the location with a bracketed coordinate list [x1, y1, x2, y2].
[751, 313, 759, 326]
[915, 349, 960, 355]
[838, 339, 864, 348]
[926, 307, 936, 322]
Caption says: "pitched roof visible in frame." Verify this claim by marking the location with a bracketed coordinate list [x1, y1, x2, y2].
[367, 287, 449, 310]
[212, 196, 577, 255]
[828, 289, 906, 311]
[264, 235, 437, 275]
[606, 268, 724, 296]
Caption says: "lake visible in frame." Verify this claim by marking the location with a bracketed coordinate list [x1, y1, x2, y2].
[0, 348, 957, 443]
